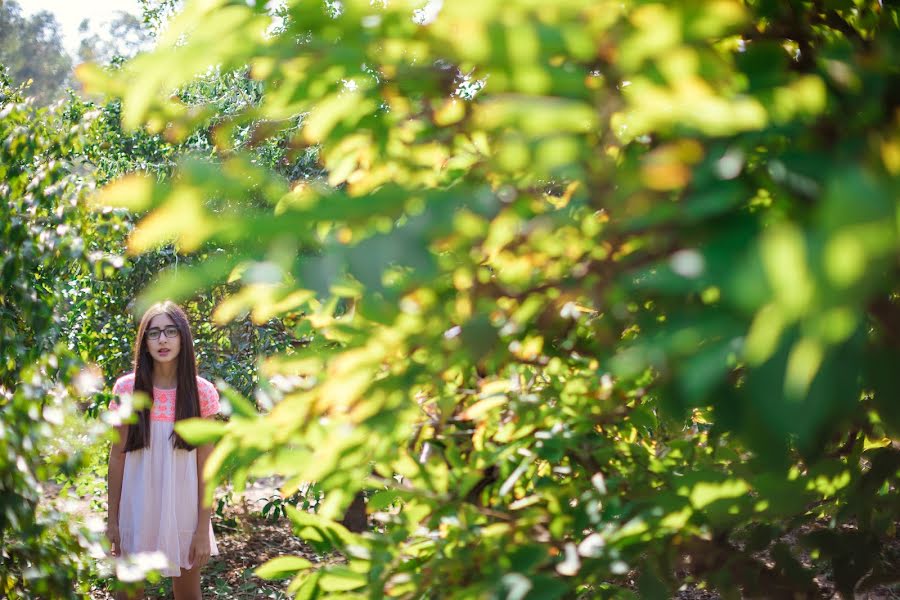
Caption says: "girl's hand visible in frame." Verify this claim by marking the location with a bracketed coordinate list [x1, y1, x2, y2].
[188, 530, 211, 569]
[106, 523, 121, 557]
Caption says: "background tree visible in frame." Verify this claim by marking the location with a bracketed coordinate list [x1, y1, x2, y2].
[0, 0, 71, 104]
[77, 12, 151, 66]
[0, 66, 109, 600]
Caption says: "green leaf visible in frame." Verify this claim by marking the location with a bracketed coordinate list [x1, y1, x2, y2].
[136, 255, 238, 314]
[254, 555, 313, 580]
[317, 566, 367, 592]
[90, 174, 156, 211]
[366, 490, 400, 511]
[689, 478, 749, 509]
[174, 418, 227, 446]
[284, 505, 359, 552]
[216, 381, 258, 418]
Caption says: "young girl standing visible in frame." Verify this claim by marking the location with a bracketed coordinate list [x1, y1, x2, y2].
[106, 301, 221, 600]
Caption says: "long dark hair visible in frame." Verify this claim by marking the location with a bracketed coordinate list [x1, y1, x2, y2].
[123, 301, 200, 452]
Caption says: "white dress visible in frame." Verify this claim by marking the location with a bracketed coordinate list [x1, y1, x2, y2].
[110, 373, 221, 577]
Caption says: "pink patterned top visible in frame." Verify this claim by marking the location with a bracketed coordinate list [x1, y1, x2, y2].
[110, 372, 220, 421]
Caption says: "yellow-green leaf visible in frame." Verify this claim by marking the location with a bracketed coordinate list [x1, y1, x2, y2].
[174, 417, 226, 446]
[255, 555, 313, 580]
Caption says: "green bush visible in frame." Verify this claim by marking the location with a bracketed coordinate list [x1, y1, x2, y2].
[0, 56, 302, 596]
[0, 66, 107, 599]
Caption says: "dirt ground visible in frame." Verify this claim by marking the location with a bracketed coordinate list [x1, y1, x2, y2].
[55, 477, 323, 599]
[49, 476, 899, 599]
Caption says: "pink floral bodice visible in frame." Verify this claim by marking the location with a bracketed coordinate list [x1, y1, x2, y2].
[110, 372, 220, 421]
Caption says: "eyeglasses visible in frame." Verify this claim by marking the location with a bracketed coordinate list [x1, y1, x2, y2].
[146, 326, 180, 340]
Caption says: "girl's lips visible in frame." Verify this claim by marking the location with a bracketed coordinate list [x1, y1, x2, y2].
[158, 349, 170, 355]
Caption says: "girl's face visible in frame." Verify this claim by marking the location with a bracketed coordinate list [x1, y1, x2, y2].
[145, 313, 181, 365]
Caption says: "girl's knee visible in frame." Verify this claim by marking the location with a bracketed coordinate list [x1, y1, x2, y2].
[172, 568, 203, 600]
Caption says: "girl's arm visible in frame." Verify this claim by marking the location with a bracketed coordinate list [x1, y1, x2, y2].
[195, 443, 214, 532]
[191, 378, 220, 567]
[189, 443, 215, 568]
[106, 423, 128, 554]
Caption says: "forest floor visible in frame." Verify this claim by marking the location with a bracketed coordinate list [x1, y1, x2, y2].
[48, 476, 899, 599]
[55, 476, 324, 599]
[140, 481, 325, 600]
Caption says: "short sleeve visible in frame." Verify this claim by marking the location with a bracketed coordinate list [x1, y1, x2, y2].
[198, 378, 220, 418]
[109, 374, 134, 411]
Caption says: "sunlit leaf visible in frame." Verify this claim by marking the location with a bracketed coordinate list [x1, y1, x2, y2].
[174, 417, 227, 446]
[255, 555, 313, 580]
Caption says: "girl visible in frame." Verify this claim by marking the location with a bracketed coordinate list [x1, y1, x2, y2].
[106, 301, 221, 600]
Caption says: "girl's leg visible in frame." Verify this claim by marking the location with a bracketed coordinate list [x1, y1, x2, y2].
[172, 566, 202, 600]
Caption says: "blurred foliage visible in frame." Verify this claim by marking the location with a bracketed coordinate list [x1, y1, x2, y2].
[76, 12, 151, 66]
[61, 0, 900, 596]
[0, 66, 107, 599]
[0, 0, 72, 105]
